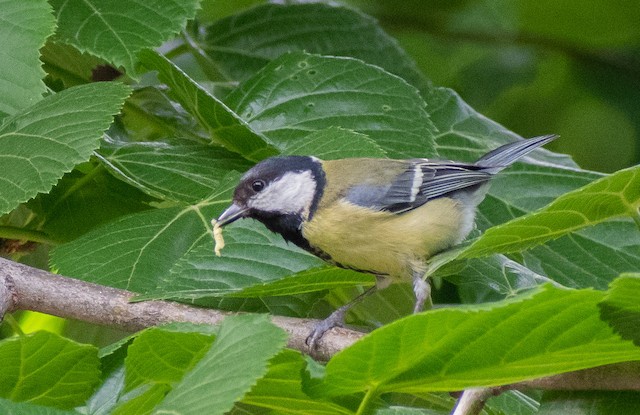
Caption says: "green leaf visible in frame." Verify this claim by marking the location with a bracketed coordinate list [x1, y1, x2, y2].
[0, 332, 100, 409]
[343, 284, 415, 327]
[523, 222, 640, 291]
[538, 391, 640, 415]
[124, 327, 214, 391]
[118, 86, 207, 143]
[0, 0, 55, 117]
[109, 327, 217, 414]
[241, 350, 353, 415]
[199, 2, 427, 88]
[50, 0, 200, 75]
[138, 220, 325, 300]
[0, 82, 131, 216]
[485, 390, 539, 415]
[427, 86, 577, 169]
[112, 384, 169, 415]
[50, 174, 237, 292]
[599, 274, 640, 346]
[40, 41, 105, 88]
[471, 166, 638, 293]
[137, 49, 278, 161]
[434, 254, 544, 303]
[227, 267, 375, 298]
[97, 138, 251, 203]
[90, 324, 219, 415]
[27, 166, 154, 242]
[51, 204, 217, 292]
[375, 408, 437, 415]
[286, 127, 387, 159]
[155, 314, 288, 415]
[461, 165, 640, 259]
[225, 52, 437, 159]
[318, 285, 640, 396]
[82, 346, 127, 415]
[425, 86, 639, 296]
[0, 398, 82, 415]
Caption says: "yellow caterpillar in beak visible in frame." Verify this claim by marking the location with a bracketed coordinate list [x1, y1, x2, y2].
[211, 219, 225, 257]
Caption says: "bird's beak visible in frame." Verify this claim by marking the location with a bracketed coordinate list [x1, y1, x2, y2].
[216, 203, 248, 227]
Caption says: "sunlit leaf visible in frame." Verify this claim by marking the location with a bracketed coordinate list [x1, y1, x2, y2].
[0, 332, 100, 409]
[318, 285, 640, 396]
[241, 350, 353, 414]
[155, 314, 288, 415]
[0, 398, 81, 415]
[0, 83, 130, 216]
[599, 274, 640, 346]
[461, 166, 640, 259]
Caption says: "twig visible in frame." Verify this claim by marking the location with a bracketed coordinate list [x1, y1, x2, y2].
[1, 256, 639, 382]
[451, 388, 495, 415]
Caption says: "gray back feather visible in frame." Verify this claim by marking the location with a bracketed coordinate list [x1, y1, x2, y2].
[345, 134, 558, 214]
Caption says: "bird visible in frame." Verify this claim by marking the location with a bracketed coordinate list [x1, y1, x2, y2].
[214, 134, 557, 346]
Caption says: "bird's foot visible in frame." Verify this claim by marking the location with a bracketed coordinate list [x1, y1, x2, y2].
[305, 306, 347, 349]
[412, 276, 431, 314]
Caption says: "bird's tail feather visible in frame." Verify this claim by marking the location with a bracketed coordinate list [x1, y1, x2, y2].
[475, 134, 558, 171]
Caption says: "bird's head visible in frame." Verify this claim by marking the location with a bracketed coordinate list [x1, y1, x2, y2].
[216, 156, 325, 229]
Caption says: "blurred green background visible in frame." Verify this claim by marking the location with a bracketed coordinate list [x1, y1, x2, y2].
[342, 0, 640, 173]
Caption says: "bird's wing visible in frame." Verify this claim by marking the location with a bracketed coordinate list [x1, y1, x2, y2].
[345, 161, 493, 213]
[342, 135, 557, 214]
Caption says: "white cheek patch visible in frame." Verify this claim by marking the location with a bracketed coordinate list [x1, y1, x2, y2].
[249, 170, 317, 218]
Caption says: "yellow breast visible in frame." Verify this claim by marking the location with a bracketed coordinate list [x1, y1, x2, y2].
[302, 197, 467, 281]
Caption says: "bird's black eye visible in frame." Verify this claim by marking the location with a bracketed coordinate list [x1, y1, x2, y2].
[251, 179, 266, 192]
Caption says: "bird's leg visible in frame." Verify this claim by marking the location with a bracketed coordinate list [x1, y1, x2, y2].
[412, 268, 432, 313]
[306, 285, 377, 349]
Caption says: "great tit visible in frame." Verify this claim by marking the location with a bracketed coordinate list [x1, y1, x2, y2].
[216, 134, 557, 345]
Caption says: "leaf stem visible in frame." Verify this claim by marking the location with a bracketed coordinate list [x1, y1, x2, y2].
[3, 315, 25, 336]
[633, 210, 640, 232]
[355, 386, 378, 415]
[0, 226, 57, 245]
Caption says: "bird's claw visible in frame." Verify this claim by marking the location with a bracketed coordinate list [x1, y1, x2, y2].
[305, 307, 347, 349]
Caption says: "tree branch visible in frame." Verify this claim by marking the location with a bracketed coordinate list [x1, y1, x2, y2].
[516, 362, 640, 391]
[0, 271, 13, 320]
[451, 362, 640, 415]
[1, 256, 639, 389]
[0, 257, 360, 361]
